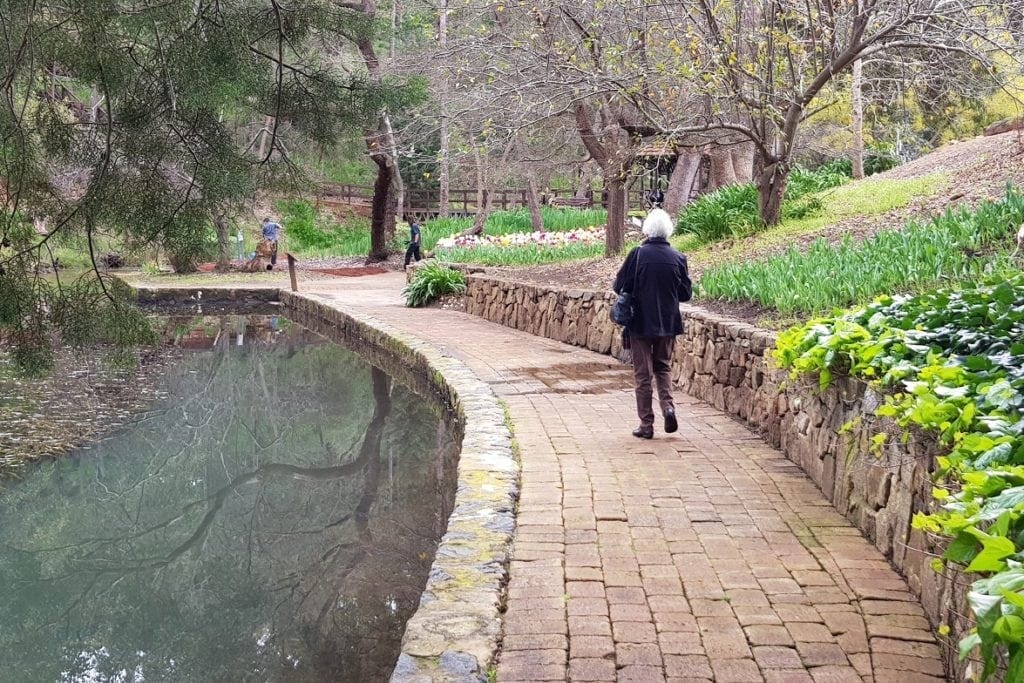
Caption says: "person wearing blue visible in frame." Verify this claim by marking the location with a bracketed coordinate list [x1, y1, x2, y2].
[613, 209, 692, 439]
[261, 217, 281, 270]
[235, 224, 245, 263]
[404, 219, 422, 268]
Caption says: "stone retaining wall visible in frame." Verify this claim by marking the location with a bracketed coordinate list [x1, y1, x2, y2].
[464, 274, 970, 677]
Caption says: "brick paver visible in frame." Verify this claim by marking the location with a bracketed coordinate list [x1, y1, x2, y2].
[305, 274, 946, 683]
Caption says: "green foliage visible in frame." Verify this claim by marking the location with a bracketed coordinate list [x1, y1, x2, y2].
[0, 1, 423, 372]
[787, 165, 850, 195]
[438, 241, 607, 266]
[773, 276, 1024, 679]
[0, 271, 156, 376]
[678, 184, 761, 243]
[274, 203, 605, 259]
[818, 148, 902, 178]
[678, 166, 848, 243]
[699, 187, 1024, 314]
[163, 216, 219, 273]
[402, 263, 467, 307]
[864, 147, 903, 175]
[275, 202, 374, 258]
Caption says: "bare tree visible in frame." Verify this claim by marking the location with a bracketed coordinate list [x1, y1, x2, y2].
[677, 0, 1020, 225]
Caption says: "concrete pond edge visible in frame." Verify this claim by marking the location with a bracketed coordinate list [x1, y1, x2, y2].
[132, 285, 519, 683]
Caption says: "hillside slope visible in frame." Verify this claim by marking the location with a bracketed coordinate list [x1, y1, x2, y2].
[496, 130, 1024, 290]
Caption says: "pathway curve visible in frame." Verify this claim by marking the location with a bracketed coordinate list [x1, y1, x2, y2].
[304, 274, 945, 683]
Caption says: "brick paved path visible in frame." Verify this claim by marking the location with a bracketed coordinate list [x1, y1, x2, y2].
[306, 274, 946, 683]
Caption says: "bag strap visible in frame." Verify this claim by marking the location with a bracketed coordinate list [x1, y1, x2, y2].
[630, 245, 643, 294]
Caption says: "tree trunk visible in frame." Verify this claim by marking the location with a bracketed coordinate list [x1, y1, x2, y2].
[708, 145, 737, 189]
[757, 160, 788, 227]
[383, 114, 403, 229]
[214, 212, 231, 272]
[463, 146, 488, 235]
[526, 170, 544, 231]
[605, 174, 626, 256]
[730, 141, 756, 183]
[256, 114, 274, 160]
[663, 151, 702, 216]
[851, 58, 865, 180]
[575, 163, 594, 200]
[368, 150, 395, 262]
[437, 0, 450, 217]
[468, 189, 492, 235]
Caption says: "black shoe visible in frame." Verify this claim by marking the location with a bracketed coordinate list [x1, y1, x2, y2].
[664, 408, 678, 434]
[632, 426, 654, 439]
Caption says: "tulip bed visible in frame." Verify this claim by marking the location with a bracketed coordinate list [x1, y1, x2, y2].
[434, 227, 609, 266]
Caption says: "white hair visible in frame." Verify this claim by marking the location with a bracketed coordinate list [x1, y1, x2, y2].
[642, 208, 675, 239]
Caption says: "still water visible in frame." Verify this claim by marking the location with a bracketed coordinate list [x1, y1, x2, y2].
[0, 315, 457, 682]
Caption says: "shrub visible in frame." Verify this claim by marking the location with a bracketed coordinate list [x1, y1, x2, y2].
[402, 262, 466, 307]
[163, 216, 217, 273]
[816, 158, 853, 178]
[865, 146, 902, 175]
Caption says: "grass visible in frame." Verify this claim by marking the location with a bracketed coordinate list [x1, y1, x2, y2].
[278, 200, 607, 261]
[438, 241, 612, 266]
[120, 271, 287, 287]
[673, 172, 948, 255]
[697, 185, 1024, 314]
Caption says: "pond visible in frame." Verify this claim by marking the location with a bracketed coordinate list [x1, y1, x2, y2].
[0, 314, 458, 682]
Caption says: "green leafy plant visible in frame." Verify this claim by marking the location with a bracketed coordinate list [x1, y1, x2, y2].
[677, 165, 848, 244]
[774, 275, 1024, 679]
[677, 183, 761, 243]
[786, 165, 849, 196]
[437, 241, 607, 266]
[699, 186, 1024, 314]
[402, 262, 467, 307]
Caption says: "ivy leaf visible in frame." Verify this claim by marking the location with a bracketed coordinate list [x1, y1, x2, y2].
[945, 531, 979, 565]
[959, 631, 983, 660]
[1001, 589, 1024, 611]
[965, 532, 1016, 573]
[1007, 649, 1024, 682]
[993, 615, 1024, 644]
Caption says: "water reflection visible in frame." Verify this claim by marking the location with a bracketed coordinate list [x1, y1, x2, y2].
[0, 316, 458, 682]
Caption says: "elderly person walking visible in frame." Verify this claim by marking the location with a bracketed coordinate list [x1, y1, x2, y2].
[613, 208, 693, 439]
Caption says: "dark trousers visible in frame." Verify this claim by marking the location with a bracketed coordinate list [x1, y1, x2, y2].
[404, 242, 422, 266]
[269, 241, 278, 266]
[630, 335, 676, 428]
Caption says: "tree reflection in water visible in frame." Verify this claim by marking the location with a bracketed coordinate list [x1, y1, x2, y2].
[0, 316, 458, 682]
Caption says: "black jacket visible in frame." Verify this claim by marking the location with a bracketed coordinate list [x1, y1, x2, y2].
[613, 237, 692, 337]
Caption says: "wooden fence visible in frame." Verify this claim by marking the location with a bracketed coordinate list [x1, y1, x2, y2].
[320, 183, 652, 218]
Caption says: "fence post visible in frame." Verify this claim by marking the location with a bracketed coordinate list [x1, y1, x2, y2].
[287, 253, 298, 292]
